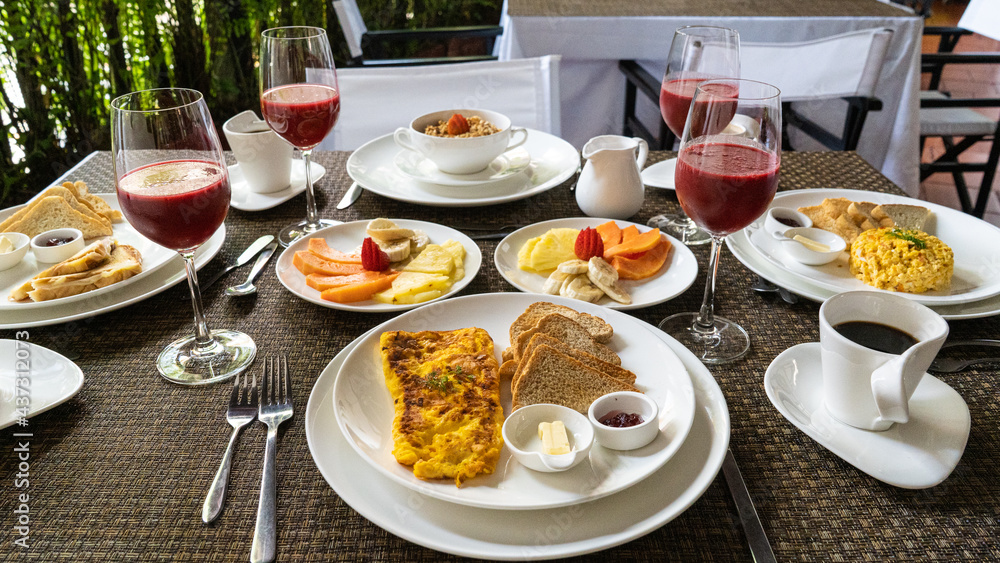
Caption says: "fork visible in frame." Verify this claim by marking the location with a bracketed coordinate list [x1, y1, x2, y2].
[202, 371, 258, 524]
[251, 355, 293, 563]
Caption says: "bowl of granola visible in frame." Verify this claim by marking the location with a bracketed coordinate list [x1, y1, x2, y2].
[394, 109, 528, 175]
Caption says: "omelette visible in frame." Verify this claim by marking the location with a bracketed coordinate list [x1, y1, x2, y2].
[379, 328, 504, 486]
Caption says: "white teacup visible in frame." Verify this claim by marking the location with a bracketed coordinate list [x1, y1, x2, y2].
[393, 109, 528, 175]
[819, 291, 949, 431]
[223, 110, 293, 193]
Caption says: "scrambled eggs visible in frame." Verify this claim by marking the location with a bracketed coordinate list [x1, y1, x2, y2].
[849, 228, 953, 293]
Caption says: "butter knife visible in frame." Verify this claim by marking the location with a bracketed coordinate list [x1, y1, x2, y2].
[198, 235, 275, 293]
[723, 448, 777, 563]
[336, 182, 363, 210]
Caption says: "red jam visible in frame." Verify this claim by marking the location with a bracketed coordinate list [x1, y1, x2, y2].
[775, 216, 802, 228]
[599, 410, 644, 428]
[44, 236, 76, 247]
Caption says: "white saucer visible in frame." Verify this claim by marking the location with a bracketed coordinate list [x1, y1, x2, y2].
[1, 340, 84, 429]
[641, 158, 676, 190]
[393, 148, 531, 186]
[764, 343, 970, 489]
[228, 160, 326, 211]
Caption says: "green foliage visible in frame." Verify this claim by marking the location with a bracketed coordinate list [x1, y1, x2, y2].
[0, 0, 501, 207]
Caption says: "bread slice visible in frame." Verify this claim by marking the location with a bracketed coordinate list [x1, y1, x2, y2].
[847, 201, 881, 231]
[513, 333, 636, 391]
[3, 196, 113, 239]
[510, 301, 614, 345]
[871, 204, 931, 231]
[65, 181, 123, 222]
[513, 313, 620, 365]
[24, 244, 142, 302]
[511, 345, 639, 413]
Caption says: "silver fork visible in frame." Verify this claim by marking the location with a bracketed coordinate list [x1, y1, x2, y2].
[251, 355, 293, 563]
[202, 371, 258, 524]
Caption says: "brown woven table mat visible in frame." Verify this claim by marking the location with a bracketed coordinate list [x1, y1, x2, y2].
[1, 150, 998, 561]
[508, 0, 910, 18]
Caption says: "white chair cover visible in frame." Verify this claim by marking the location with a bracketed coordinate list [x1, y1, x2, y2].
[316, 55, 561, 151]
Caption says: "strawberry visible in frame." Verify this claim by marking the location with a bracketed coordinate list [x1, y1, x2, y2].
[574, 227, 604, 260]
[447, 113, 470, 136]
[361, 237, 390, 271]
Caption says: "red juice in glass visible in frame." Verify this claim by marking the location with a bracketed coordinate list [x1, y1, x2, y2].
[118, 160, 230, 251]
[675, 142, 779, 236]
[260, 84, 340, 150]
[663, 79, 740, 139]
[660, 77, 704, 138]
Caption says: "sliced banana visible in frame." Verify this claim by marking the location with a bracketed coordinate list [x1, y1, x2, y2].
[592, 278, 631, 304]
[556, 259, 590, 275]
[367, 218, 414, 242]
[542, 269, 571, 295]
[409, 229, 429, 253]
[587, 256, 619, 285]
[376, 238, 411, 262]
[561, 274, 604, 303]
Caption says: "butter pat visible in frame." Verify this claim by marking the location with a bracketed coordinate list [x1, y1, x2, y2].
[792, 234, 831, 253]
[0, 235, 12, 254]
[538, 421, 571, 455]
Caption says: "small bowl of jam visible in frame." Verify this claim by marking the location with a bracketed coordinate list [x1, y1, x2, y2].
[588, 391, 659, 451]
[764, 207, 813, 238]
[0, 232, 30, 271]
[30, 228, 85, 263]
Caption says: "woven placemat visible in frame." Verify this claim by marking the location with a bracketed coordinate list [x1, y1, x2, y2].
[1, 151, 997, 562]
[508, 0, 910, 18]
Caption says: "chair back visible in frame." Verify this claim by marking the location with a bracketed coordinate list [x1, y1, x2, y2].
[332, 0, 367, 61]
[317, 55, 561, 151]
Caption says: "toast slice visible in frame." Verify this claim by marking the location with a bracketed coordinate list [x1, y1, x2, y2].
[847, 201, 883, 231]
[871, 204, 931, 231]
[509, 301, 614, 345]
[3, 196, 113, 239]
[23, 244, 142, 302]
[511, 344, 639, 413]
[512, 313, 620, 365]
[513, 333, 636, 391]
[65, 181, 123, 223]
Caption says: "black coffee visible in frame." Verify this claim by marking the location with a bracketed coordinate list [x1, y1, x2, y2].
[833, 321, 917, 355]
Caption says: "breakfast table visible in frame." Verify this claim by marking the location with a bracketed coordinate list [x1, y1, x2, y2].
[496, 0, 924, 195]
[1, 149, 999, 561]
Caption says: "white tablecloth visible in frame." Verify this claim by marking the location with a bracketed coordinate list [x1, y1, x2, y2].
[498, 5, 923, 195]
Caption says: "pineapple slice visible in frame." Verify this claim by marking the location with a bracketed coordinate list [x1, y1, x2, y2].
[519, 228, 580, 273]
[402, 245, 455, 275]
[374, 271, 452, 304]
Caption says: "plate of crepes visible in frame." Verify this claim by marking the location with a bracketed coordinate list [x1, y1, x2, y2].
[728, 189, 1000, 307]
[275, 218, 481, 312]
[0, 181, 175, 310]
[331, 294, 697, 510]
[494, 218, 698, 310]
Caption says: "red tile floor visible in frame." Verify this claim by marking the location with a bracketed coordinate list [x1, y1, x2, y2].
[918, 1, 1000, 225]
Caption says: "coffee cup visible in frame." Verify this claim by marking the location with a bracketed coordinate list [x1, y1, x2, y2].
[393, 109, 528, 175]
[819, 291, 948, 431]
[223, 110, 293, 193]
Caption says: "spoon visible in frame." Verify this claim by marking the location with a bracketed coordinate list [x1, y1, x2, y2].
[226, 241, 278, 296]
[929, 339, 1000, 373]
[751, 276, 798, 304]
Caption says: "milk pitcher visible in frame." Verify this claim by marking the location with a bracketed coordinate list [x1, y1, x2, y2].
[576, 135, 648, 219]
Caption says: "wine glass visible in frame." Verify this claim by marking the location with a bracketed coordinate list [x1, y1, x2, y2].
[648, 26, 740, 247]
[658, 79, 781, 364]
[260, 26, 341, 246]
[111, 88, 256, 384]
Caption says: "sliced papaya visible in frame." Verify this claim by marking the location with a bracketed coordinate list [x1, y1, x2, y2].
[595, 221, 622, 248]
[620, 225, 641, 241]
[603, 228, 662, 260]
[307, 238, 363, 264]
[293, 251, 366, 276]
[320, 272, 400, 303]
[611, 236, 672, 280]
[306, 270, 395, 291]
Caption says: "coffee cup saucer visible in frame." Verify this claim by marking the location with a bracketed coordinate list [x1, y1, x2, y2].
[228, 160, 325, 212]
[764, 342, 970, 489]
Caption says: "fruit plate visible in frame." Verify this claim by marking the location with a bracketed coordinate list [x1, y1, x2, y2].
[494, 218, 698, 310]
[274, 219, 482, 312]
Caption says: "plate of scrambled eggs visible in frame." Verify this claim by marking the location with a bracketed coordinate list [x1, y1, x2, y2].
[332, 293, 696, 510]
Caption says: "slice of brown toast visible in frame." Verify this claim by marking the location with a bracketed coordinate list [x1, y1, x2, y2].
[3, 196, 113, 239]
[511, 344, 639, 413]
[512, 333, 635, 391]
[871, 204, 931, 231]
[512, 313, 620, 365]
[509, 301, 614, 345]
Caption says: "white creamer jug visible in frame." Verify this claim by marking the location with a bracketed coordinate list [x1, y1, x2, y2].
[576, 135, 648, 219]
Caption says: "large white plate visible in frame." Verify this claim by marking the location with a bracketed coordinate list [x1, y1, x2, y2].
[0, 340, 85, 429]
[346, 129, 580, 207]
[306, 313, 729, 559]
[734, 189, 1000, 306]
[494, 218, 698, 310]
[0, 225, 224, 329]
[393, 147, 532, 186]
[0, 195, 176, 310]
[228, 160, 325, 212]
[332, 293, 697, 510]
[275, 220, 482, 312]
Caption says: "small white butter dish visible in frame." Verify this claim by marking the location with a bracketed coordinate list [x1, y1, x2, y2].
[773, 226, 847, 265]
[588, 391, 659, 451]
[502, 403, 593, 472]
[30, 228, 84, 263]
[0, 232, 30, 271]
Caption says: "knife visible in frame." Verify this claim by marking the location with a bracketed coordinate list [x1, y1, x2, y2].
[722, 448, 777, 563]
[336, 182, 363, 210]
[197, 235, 275, 293]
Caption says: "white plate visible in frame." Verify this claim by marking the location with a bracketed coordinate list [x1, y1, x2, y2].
[494, 218, 698, 311]
[0, 225, 224, 329]
[346, 129, 580, 207]
[641, 158, 677, 190]
[736, 189, 1000, 306]
[275, 220, 482, 312]
[393, 147, 532, 186]
[0, 340, 85, 429]
[0, 195, 176, 310]
[306, 315, 728, 560]
[765, 343, 970, 489]
[332, 293, 696, 510]
[228, 160, 326, 212]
